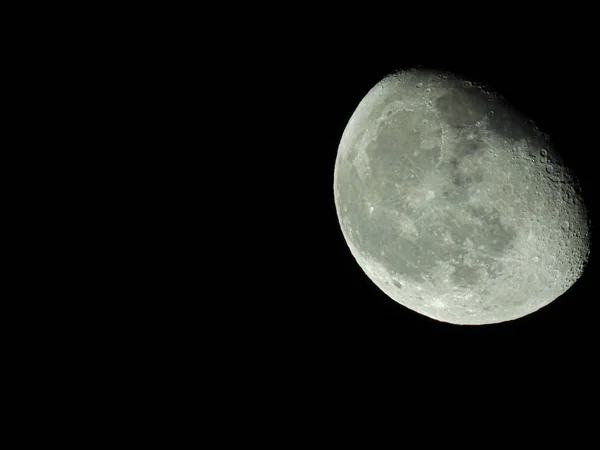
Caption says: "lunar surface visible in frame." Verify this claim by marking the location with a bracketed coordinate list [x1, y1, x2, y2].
[333, 69, 590, 325]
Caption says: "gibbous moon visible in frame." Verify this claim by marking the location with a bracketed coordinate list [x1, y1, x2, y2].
[333, 69, 590, 325]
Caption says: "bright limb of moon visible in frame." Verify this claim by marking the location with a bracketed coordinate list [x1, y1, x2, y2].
[333, 69, 590, 325]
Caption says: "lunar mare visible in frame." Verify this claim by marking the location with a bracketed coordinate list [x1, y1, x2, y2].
[333, 69, 590, 325]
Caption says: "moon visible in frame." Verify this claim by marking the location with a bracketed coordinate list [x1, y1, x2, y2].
[333, 69, 590, 325]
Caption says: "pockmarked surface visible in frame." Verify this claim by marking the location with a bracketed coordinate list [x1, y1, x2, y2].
[334, 69, 590, 325]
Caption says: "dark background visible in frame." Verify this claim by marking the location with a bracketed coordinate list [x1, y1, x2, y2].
[257, 22, 597, 392]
